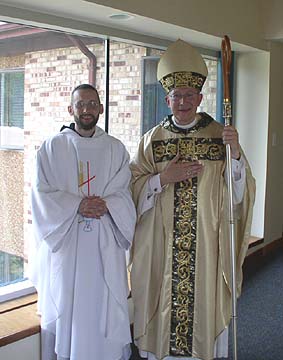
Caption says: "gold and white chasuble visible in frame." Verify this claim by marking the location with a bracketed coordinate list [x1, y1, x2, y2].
[130, 113, 255, 360]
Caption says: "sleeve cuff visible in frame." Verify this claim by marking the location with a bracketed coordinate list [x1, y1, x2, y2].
[148, 174, 163, 197]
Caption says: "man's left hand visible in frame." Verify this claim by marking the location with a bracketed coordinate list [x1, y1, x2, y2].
[222, 125, 240, 160]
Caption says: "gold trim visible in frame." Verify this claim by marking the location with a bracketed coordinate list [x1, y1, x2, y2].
[160, 71, 206, 93]
[152, 138, 225, 163]
[170, 178, 197, 356]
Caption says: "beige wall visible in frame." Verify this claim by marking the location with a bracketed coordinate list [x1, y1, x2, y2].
[86, 0, 266, 50]
[264, 41, 283, 244]
[260, 0, 283, 40]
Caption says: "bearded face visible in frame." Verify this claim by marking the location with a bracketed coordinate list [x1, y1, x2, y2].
[68, 89, 104, 135]
[74, 112, 99, 131]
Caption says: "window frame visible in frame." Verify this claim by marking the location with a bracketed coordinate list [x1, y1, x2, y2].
[0, 279, 36, 303]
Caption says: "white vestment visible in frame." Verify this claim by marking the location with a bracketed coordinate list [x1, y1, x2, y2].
[30, 126, 136, 360]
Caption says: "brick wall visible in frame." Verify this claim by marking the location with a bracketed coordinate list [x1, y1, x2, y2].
[107, 42, 146, 155]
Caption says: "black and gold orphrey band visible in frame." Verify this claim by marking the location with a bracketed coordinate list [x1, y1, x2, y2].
[170, 176, 197, 356]
[153, 137, 225, 163]
[152, 136, 225, 356]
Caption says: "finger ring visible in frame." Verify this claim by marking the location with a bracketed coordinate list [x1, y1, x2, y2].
[187, 170, 191, 176]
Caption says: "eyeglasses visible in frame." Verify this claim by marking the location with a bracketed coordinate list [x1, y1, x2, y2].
[73, 100, 100, 110]
[169, 92, 199, 102]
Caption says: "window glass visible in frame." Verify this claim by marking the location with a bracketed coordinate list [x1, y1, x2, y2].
[0, 22, 219, 296]
[141, 56, 170, 135]
[0, 70, 24, 149]
[0, 252, 24, 286]
[200, 57, 218, 119]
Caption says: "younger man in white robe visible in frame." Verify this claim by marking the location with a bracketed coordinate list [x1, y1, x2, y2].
[30, 84, 136, 360]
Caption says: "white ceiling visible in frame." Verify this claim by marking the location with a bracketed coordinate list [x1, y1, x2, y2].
[0, 0, 260, 52]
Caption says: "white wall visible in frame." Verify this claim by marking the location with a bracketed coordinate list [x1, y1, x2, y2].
[0, 334, 40, 360]
[234, 51, 270, 238]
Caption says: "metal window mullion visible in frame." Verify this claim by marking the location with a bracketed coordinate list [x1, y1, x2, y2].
[0, 73, 5, 126]
[7, 73, 11, 126]
[4, 252, 10, 284]
[104, 38, 110, 133]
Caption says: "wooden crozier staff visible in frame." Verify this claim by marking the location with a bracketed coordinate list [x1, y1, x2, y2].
[221, 35, 238, 360]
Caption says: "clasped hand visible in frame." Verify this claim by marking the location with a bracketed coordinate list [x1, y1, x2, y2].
[78, 195, 108, 219]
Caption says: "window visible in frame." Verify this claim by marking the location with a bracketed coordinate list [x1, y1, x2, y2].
[141, 56, 171, 135]
[0, 70, 24, 149]
[0, 22, 221, 302]
[0, 252, 24, 286]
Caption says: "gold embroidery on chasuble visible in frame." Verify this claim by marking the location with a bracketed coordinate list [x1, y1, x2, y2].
[170, 177, 197, 355]
[152, 117, 225, 356]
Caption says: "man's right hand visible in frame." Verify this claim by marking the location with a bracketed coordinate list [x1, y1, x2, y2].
[160, 153, 203, 186]
[78, 196, 108, 219]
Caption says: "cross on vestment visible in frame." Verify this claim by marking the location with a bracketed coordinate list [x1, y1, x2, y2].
[78, 160, 96, 232]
